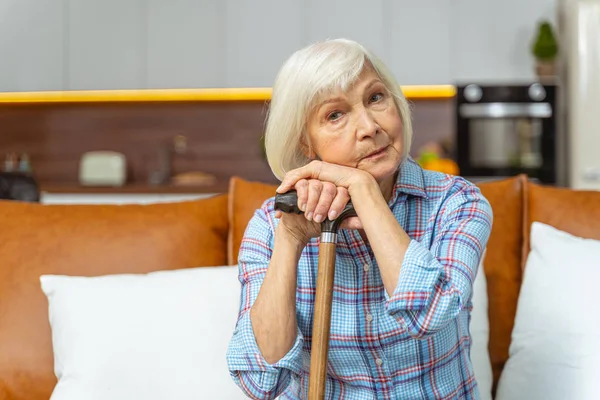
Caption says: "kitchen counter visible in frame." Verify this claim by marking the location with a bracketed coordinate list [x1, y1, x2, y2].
[39, 182, 231, 195]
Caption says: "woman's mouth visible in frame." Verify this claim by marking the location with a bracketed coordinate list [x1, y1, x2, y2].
[363, 146, 388, 160]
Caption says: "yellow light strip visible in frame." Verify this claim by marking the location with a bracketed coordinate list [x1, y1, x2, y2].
[0, 85, 456, 103]
[401, 85, 456, 99]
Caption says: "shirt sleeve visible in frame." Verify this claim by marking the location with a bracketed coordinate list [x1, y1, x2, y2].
[226, 202, 304, 400]
[384, 182, 493, 339]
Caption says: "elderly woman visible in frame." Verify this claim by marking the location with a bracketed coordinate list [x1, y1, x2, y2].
[226, 38, 493, 399]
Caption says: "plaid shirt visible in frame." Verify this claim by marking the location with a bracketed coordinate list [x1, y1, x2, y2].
[226, 157, 493, 399]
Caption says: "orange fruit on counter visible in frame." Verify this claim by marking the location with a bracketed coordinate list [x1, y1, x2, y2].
[421, 158, 460, 176]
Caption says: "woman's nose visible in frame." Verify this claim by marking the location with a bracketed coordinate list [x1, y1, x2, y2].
[355, 108, 378, 139]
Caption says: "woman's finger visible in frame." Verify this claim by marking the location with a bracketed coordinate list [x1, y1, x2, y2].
[277, 161, 328, 193]
[312, 182, 337, 223]
[295, 179, 309, 212]
[304, 180, 323, 221]
[277, 160, 358, 194]
[328, 187, 350, 221]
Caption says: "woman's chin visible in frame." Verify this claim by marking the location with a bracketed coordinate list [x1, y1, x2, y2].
[360, 157, 401, 182]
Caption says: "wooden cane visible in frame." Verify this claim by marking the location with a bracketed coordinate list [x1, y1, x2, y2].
[275, 191, 356, 400]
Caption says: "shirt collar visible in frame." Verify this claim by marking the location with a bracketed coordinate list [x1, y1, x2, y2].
[390, 156, 428, 202]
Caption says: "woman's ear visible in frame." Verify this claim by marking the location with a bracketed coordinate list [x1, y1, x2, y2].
[299, 134, 318, 160]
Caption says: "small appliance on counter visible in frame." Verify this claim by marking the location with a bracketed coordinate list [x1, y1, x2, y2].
[78, 151, 127, 186]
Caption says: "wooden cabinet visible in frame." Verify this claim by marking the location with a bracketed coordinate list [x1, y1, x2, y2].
[1, 0, 556, 92]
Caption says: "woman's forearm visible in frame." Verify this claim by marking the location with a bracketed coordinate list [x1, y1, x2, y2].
[250, 224, 304, 364]
[350, 179, 411, 297]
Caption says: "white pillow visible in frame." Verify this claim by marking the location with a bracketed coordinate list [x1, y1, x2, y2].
[40, 265, 248, 400]
[470, 251, 493, 400]
[496, 222, 600, 400]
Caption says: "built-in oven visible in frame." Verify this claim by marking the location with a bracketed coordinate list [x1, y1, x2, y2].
[455, 83, 557, 184]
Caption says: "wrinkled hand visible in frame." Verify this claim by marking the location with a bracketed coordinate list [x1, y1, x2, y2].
[275, 161, 373, 243]
[276, 160, 371, 195]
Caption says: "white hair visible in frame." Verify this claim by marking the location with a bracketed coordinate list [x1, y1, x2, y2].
[263, 38, 413, 181]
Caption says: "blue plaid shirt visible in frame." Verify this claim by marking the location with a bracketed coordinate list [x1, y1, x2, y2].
[226, 157, 493, 399]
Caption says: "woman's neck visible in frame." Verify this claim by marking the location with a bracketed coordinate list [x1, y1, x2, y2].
[378, 170, 399, 202]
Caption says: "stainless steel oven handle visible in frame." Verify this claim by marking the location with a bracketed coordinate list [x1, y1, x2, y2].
[459, 102, 552, 118]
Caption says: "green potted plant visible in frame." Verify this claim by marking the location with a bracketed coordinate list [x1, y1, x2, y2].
[531, 20, 558, 79]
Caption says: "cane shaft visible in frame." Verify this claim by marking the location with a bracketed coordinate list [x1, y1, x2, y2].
[308, 241, 337, 400]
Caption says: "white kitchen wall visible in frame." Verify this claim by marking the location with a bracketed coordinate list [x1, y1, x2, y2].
[389, 0, 453, 85]
[0, 0, 64, 91]
[0, 0, 557, 91]
[68, 0, 146, 90]
[224, 0, 305, 88]
[147, 0, 226, 88]
[451, 0, 557, 83]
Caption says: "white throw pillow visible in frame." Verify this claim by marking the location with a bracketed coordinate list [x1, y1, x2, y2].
[470, 251, 493, 400]
[496, 222, 600, 400]
[40, 265, 248, 400]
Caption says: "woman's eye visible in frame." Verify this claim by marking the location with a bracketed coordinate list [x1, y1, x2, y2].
[327, 111, 343, 121]
[370, 92, 384, 103]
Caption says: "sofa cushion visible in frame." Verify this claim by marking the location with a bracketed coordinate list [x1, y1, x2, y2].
[227, 176, 277, 265]
[524, 181, 600, 255]
[474, 174, 527, 392]
[496, 222, 600, 400]
[0, 195, 229, 400]
[39, 265, 246, 400]
[471, 251, 493, 400]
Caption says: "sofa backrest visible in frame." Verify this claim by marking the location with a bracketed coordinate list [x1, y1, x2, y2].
[523, 180, 600, 257]
[476, 175, 527, 391]
[0, 195, 229, 400]
[3, 173, 596, 400]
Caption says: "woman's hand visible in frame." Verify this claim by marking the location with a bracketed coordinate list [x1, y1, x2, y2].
[274, 161, 374, 241]
[276, 160, 373, 196]
[274, 179, 340, 245]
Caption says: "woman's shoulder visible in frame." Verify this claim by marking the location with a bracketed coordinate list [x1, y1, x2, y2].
[404, 160, 492, 222]
[400, 157, 486, 203]
[424, 170, 484, 199]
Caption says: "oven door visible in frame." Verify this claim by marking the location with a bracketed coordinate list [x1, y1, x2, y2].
[456, 102, 555, 182]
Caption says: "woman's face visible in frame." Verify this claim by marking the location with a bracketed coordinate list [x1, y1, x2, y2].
[305, 67, 404, 186]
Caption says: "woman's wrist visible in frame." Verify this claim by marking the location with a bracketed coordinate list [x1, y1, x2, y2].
[276, 222, 309, 253]
[348, 171, 380, 200]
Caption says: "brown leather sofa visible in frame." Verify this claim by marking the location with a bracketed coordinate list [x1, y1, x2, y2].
[1, 174, 599, 400]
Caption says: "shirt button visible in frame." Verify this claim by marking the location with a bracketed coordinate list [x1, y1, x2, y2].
[363, 264, 369, 272]
[376, 358, 383, 366]
[366, 313, 373, 322]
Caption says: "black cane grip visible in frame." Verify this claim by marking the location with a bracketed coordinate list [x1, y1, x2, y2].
[274, 190, 303, 215]
[274, 189, 357, 233]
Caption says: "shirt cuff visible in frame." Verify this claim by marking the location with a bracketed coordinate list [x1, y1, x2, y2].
[228, 310, 304, 390]
[385, 239, 444, 312]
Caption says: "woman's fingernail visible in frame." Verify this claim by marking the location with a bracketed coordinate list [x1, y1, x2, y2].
[314, 214, 323, 223]
[306, 212, 313, 221]
[328, 210, 337, 220]
[300, 203, 306, 211]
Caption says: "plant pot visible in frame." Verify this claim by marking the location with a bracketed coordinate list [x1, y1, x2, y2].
[535, 59, 557, 79]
